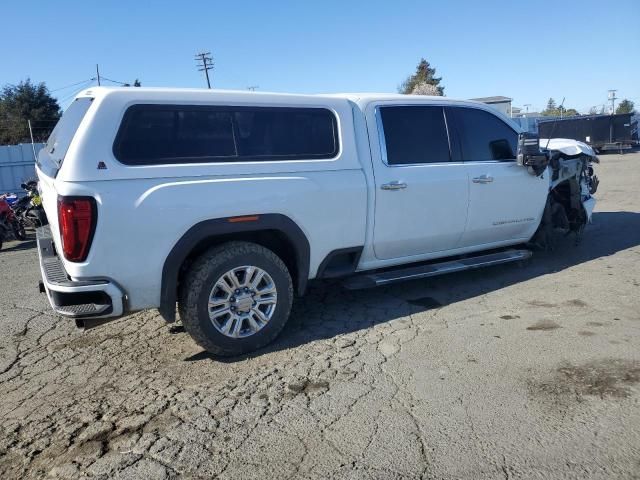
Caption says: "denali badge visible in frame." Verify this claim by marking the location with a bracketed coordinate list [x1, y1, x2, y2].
[493, 217, 534, 226]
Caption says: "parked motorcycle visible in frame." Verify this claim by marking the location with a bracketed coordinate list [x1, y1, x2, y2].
[12, 180, 47, 229]
[0, 194, 26, 251]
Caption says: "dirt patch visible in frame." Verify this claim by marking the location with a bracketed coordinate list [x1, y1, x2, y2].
[586, 321, 606, 327]
[527, 320, 561, 331]
[527, 300, 557, 308]
[287, 379, 330, 396]
[536, 359, 640, 399]
[578, 331, 597, 337]
[500, 314, 520, 320]
[565, 299, 588, 307]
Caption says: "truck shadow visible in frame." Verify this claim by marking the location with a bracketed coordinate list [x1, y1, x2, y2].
[189, 210, 640, 363]
[0, 232, 37, 252]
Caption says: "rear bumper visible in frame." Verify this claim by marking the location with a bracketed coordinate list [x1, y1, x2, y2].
[36, 226, 125, 322]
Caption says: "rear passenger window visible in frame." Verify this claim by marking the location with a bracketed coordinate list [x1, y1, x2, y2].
[453, 107, 517, 161]
[114, 105, 338, 165]
[379, 106, 450, 165]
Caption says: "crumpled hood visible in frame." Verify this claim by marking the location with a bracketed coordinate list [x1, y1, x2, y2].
[539, 138, 597, 158]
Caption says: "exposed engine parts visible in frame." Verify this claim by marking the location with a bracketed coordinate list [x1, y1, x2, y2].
[523, 137, 599, 250]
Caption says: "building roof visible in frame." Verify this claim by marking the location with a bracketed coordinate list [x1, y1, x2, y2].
[469, 96, 513, 104]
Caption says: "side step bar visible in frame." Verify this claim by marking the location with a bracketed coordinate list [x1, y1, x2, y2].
[343, 249, 532, 290]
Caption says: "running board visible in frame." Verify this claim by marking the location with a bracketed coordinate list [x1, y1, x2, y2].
[343, 249, 532, 290]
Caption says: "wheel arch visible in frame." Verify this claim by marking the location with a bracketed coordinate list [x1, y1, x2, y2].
[159, 214, 310, 322]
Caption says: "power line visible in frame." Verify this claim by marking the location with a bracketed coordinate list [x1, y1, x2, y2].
[101, 76, 129, 85]
[58, 81, 95, 104]
[50, 78, 95, 92]
[195, 52, 214, 89]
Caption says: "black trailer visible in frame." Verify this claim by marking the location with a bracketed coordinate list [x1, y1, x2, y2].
[538, 113, 637, 153]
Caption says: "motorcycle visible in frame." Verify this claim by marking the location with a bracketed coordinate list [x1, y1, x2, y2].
[0, 194, 26, 251]
[12, 181, 47, 229]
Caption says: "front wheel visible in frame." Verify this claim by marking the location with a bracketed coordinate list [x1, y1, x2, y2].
[178, 241, 293, 356]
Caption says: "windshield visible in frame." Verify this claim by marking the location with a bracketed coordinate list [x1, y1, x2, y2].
[44, 97, 93, 165]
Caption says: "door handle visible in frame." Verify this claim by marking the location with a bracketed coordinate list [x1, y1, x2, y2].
[381, 181, 407, 190]
[472, 175, 494, 184]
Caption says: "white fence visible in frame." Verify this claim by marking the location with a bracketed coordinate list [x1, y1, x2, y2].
[0, 143, 44, 194]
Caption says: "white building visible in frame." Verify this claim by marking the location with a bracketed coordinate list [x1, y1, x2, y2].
[469, 96, 513, 117]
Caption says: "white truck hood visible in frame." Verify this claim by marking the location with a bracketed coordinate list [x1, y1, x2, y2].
[539, 138, 596, 158]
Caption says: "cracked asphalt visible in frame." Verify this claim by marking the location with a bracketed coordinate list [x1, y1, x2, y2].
[1, 152, 639, 479]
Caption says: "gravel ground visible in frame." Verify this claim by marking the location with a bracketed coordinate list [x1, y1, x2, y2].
[0, 152, 639, 480]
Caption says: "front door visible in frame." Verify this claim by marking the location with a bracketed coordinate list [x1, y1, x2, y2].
[370, 105, 469, 260]
[447, 106, 548, 247]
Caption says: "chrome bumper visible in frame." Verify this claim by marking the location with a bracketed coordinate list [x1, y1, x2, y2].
[36, 226, 124, 320]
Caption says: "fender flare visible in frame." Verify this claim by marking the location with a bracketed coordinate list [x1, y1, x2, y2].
[159, 213, 310, 322]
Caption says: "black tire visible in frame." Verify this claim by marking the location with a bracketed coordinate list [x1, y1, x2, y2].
[35, 208, 48, 227]
[11, 220, 26, 241]
[178, 241, 293, 356]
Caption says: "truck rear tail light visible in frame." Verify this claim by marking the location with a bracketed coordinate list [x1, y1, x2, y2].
[58, 196, 97, 262]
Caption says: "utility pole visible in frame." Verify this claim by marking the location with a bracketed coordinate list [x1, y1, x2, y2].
[96, 64, 101, 86]
[608, 89, 618, 114]
[195, 52, 214, 88]
[246, 85, 259, 91]
[523, 104, 531, 114]
[27, 120, 37, 161]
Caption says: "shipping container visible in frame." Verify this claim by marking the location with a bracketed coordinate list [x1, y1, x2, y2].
[538, 113, 637, 152]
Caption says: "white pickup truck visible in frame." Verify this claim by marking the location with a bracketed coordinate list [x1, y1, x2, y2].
[35, 87, 599, 355]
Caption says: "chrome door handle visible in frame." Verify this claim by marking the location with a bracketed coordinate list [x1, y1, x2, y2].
[472, 175, 494, 184]
[381, 181, 407, 190]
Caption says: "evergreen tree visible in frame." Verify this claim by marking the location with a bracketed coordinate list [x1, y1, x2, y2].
[399, 58, 444, 95]
[0, 79, 61, 145]
[616, 99, 635, 114]
[542, 98, 557, 115]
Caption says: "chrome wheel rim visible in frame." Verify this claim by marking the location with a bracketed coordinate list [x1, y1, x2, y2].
[207, 266, 278, 338]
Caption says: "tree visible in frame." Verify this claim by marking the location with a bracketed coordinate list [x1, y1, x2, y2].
[542, 98, 579, 117]
[410, 82, 441, 96]
[560, 107, 579, 117]
[588, 107, 599, 115]
[542, 98, 557, 116]
[616, 99, 635, 114]
[0, 79, 61, 145]
[399, 58, 444, 95]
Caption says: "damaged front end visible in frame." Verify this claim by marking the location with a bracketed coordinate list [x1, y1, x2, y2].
[518, 134, 599, 248]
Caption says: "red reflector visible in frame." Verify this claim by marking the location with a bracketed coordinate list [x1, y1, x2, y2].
[228, 215, 259, 223]
[58, 197, 96, 262]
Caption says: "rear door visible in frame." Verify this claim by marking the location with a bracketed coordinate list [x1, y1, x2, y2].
[448, 106, 547, 247]
[36, 97, 94, 241]
[369, 104, 469, 260]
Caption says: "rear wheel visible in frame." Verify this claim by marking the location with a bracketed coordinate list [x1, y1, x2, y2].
[178, 241, 293, 356]
[11, 220, 26, 240]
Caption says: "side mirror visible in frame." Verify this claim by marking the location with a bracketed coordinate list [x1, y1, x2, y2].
[517, 133, 549, 176]
[516, 133, 540, 165]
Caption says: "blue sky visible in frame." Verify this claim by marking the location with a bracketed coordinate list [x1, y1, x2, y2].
[1, 0, 638, 112]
